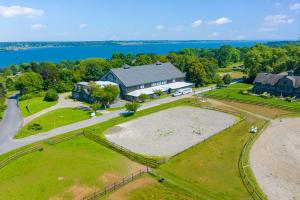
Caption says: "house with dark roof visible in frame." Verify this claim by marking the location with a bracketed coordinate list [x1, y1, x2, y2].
[253, 70, 300, 98]
[101, 62, 193, 100]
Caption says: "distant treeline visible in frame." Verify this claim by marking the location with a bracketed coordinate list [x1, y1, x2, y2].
[0, 42, 299, 100]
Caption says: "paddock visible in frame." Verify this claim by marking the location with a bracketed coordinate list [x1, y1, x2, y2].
[105, 106, 237, 156]
[250, 118, 300, 200]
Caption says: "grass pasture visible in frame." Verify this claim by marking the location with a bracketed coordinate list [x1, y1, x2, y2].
[16, 108, 92, 138]
[203, 83, 300, 111]
[19, 96, 58, 117]
[0, 136, 142, 200]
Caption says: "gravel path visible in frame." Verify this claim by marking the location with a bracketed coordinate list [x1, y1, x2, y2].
[105, 107, 237, 156]
[250, 118, 300, 200]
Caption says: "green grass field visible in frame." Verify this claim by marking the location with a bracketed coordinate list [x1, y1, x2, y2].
[19, 97, 58, 117]
[15, 108, 92, 138]
[0, 136, 141, 200]
[203, 83, 300, 111]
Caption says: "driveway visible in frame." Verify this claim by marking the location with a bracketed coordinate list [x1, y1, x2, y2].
[0, 84, 221, 155]
[0, 94, 23, 146]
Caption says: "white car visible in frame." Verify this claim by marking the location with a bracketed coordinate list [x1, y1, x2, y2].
[172, 91, 182, 97]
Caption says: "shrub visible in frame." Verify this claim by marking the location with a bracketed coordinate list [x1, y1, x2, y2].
[44, 89, 58, 102]
[125, 101, 141, 113]
[222, 74, 232, 85]
[27, 123, 42, 131]
[138, 93, 149, 102]
[18, 92, 45, 101]
[154, 89, 164, 97]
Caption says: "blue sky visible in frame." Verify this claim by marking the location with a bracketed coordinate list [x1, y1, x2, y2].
[0, 0, 299, 41]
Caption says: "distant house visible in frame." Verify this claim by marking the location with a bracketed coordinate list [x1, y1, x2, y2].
[101, 62, 194, 100]
[72, 81, 118, 103]
[253, 70, 300, 98]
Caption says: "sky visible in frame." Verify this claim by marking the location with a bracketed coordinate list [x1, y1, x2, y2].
[0, 0, 299, 41]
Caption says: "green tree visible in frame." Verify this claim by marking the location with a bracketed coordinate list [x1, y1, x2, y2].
[153, 90, 164, 97]
[90, 103, 101, 113]
[5, 78, 15, 91]
[90, 84, 119, 108]
[186, 59, 207, 87]
[44, 89, 59, 102]
[39, 62, 60, 90]
[138, 93, 149, 102]
[15, 72, 44, 96]
[216, 45, 240, 67]
[222, 74, 232, 84]
[125, 101, 140, 113]
[80, 58, 109, 81]
[134, 55, 155, 65]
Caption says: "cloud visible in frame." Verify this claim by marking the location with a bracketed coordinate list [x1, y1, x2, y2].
[155, 25, 164, 30]
[264, 14, 294, 26]
[211, 32, 220, 37]
[191, 19, 203, 28]
[31, 24, 46, 30]
[289, 3, 300, 10]
[209, 17, 232, 25]
[79, 23, 87, 29]
[0, 5, 44, 18]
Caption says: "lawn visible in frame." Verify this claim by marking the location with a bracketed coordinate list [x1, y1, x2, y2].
[203, 83, 300, 111]
[105, 174, 197, 200]
[15, 108, 92, 138]
[0, 136, 142, 200]
[19, 96, 58, 117]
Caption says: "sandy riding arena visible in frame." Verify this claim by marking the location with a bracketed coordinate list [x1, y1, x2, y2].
[105, 106, 236, 156]
[250, 118, 300, 200]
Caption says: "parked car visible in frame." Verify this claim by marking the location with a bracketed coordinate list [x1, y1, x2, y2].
[172, 88, 193, 97]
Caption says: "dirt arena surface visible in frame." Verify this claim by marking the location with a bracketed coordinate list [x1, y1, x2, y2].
[105, 106, 236, 156]
[250, 118, 300, 200]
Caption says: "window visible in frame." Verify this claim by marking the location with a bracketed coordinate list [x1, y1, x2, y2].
[140, 84, 144, 89]
[172, 79, 176, 83]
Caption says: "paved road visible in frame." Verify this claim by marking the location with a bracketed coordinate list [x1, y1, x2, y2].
[0, 94, 23, 146]
[0, 85, 220, 155]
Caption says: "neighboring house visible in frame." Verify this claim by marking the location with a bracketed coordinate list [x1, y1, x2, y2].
[72, 81, 118, 103]
[101, 62, 194, 100]
[253, 70, 300, 98]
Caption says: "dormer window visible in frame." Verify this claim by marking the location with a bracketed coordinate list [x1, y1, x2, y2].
[140, 84, 144, 89]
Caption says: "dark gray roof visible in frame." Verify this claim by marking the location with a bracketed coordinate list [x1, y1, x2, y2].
[254, 73, 300, 88]
[109, 62, 185, 87]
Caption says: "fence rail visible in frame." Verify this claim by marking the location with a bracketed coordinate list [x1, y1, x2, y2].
[0, 145, 43, 170]
[203, 94, 300, 112]
[44, 131, 84, 145]
[238, 121, 270, 200]
[84, 130, 165, 168]
[82, 167, 150, 200]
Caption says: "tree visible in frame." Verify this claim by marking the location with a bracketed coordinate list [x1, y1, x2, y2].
[15, 72, 44, 96]
[39, 62, 60, 90]
[216, 45, 240, 67]
[186, 59, 207, 87]
[222, 74, 232, 85]
[0, 83, 6, 99]
[80, 58, 108, 81]
[153, 90, 164, 97]
[44, 89, 59, 101]
[125, 102, 140, 113]
[138, 93, 149, 102]
[90, 84, 120, 108]
[134, 55, 155, 65]
[5, 78, 15, 91]
[90, 103, 101, 113]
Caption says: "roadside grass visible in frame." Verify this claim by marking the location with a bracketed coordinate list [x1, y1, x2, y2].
[203, 83, 300, 111]
[15, 108, 92, 138]
[0, 136, 142, 200]
[154, 112, 267, 200]
[19, 97, 58, 117]
[105, 174, 197, 200]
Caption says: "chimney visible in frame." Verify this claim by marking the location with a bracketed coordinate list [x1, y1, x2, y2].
[155, 61, 162, 65]
[123, 64, 130, 69]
